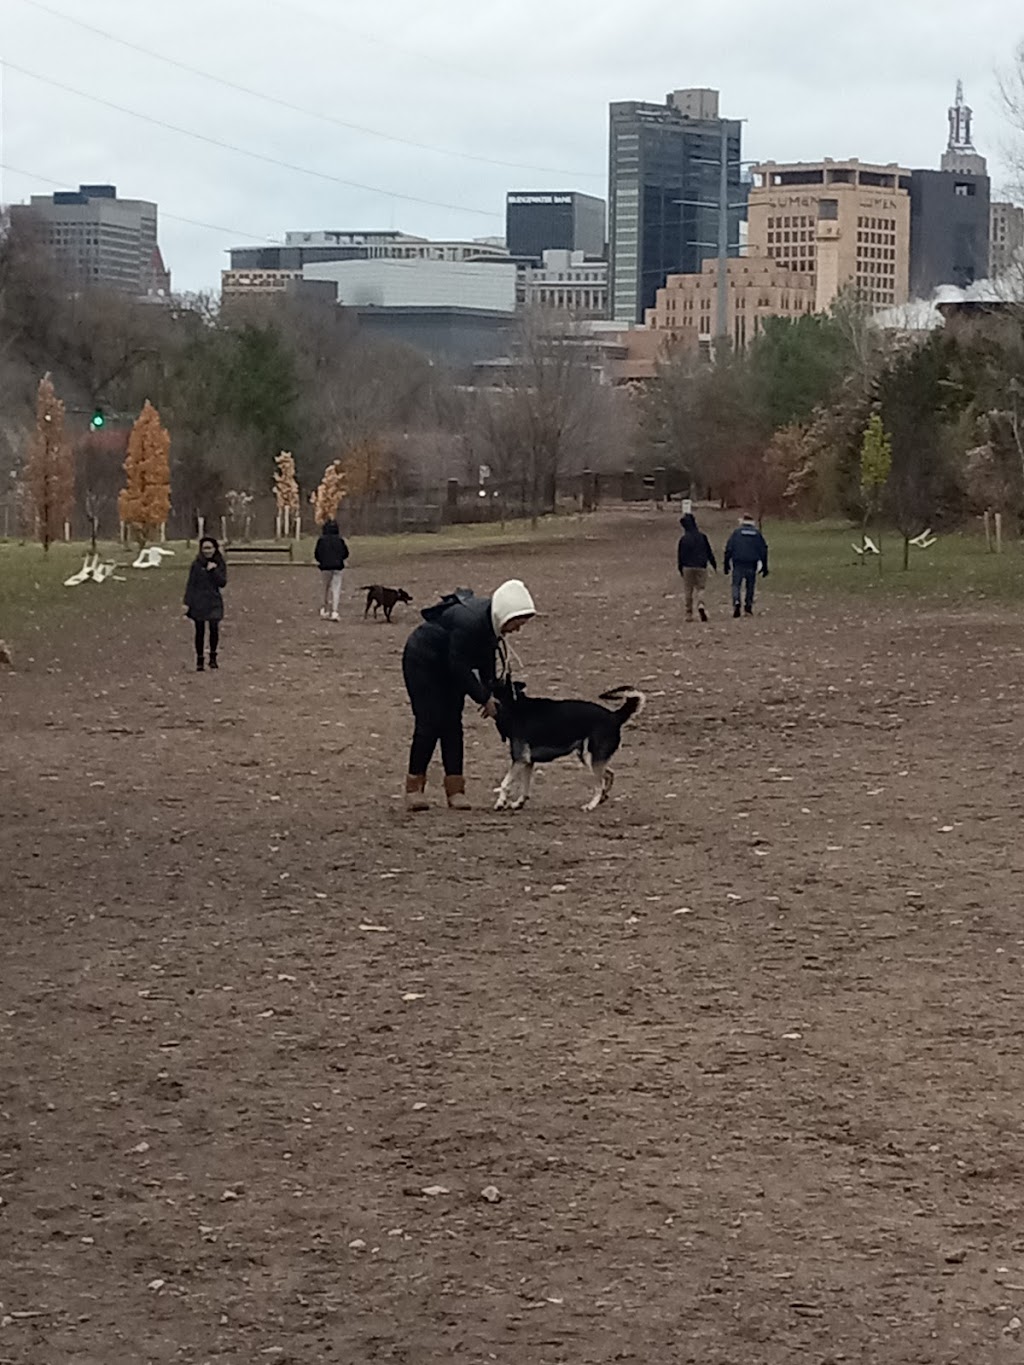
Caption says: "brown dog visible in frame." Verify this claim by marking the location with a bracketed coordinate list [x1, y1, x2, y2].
[361, 585, 412, 623]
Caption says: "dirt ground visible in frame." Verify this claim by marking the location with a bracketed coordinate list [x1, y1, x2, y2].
[4, 510, 1024, 1364]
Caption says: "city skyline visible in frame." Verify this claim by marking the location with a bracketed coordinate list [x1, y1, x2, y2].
[4, 0, 1023, 292]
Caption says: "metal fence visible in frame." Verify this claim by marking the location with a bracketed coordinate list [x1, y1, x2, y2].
[0, 466, 688, 544]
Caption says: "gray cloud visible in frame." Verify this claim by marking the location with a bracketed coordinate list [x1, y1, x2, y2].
[5, 0, 1022, 290]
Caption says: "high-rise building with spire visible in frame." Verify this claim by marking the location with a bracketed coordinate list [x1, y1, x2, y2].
[941, 81, 988, 177]
[907, 81, 990, 296]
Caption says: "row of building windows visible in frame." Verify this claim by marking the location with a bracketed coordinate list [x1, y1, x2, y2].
[530, 289, 606, 312]
[767, 215, 815, 229]
[857, 216, 896, 231]
[661, 290, 808, 314]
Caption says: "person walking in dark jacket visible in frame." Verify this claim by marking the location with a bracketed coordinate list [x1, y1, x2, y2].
[723, 515, 769, 618]
[676, 512, 717, 622]
[184, 537, 227, 671]
[314, 519, 349, 621]
[402, 579, 536, 811]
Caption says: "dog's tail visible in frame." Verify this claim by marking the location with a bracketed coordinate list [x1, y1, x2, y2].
[358, 585, 379, 591]
[599, 686, 646, 724]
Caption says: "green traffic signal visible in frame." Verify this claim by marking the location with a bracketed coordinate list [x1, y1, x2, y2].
[90, 408, 105, 430]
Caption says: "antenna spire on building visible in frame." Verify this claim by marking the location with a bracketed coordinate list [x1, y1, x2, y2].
[948, 79, 976, 153]
[941, 79, 986, 175]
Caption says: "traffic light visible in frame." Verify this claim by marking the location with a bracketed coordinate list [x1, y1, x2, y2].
[90, 407, 105, 430]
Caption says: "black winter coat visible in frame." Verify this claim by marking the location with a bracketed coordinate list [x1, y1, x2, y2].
[403, 595, 500, 706]
[184, 556, 227, 622]
[314, 527, 349, 571]
[677, 531, 717, 572]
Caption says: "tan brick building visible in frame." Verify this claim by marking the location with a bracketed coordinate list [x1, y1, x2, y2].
[991, 201, 1024, 278]
[748, 159, 912, 311]
[221, 268, 303, 299]
[644, 253, 815, 351]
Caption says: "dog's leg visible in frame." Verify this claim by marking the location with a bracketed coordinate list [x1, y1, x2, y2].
[508, 760, 533, 811]
[494, 764, 515, 810]
[363, 594, 371, 618]
[583, 761, 614, 812]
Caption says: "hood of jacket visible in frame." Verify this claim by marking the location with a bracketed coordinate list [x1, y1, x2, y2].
[490, 579, 536, 634]
[321, 520, 340, 536]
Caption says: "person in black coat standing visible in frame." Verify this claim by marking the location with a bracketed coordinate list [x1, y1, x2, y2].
[184, 536, 227, 671]
[401, 580, 536, 811]
[676, 512, 717, 622]
[314, 519, 349, 621]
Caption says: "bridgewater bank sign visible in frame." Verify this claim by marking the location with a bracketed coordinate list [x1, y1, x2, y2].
[508, 195, 573, 205]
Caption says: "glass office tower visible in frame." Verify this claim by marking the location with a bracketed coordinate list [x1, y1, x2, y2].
[608, 89, 743, 323]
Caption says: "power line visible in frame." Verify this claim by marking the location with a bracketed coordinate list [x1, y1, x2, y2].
[3, 60, 502, 219]
[15, 0, 598, 180]
[262, 0, 566, 99]
[1, 161, 281, 244]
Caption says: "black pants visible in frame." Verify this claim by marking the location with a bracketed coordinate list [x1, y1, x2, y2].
[731, 565, 758, 609]
[402, 647, 464, 777]
[194, 619, 220, 659]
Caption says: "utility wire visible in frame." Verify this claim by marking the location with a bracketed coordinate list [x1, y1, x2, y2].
[258, 0, 567, 99]
[3, 61, 502, 219]
[1, 160, 281, 244]
[16, 0, 598, 179]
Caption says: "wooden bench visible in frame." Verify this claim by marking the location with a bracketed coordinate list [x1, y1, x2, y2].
[224, 543, 295, 564]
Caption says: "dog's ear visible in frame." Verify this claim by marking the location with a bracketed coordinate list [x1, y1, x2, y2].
[514, 681, 526, 697]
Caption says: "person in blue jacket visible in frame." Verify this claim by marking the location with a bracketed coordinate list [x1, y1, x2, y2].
[723, 515, 769, 618]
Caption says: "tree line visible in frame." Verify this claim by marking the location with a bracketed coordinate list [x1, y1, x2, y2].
[0, 212, 629, 540]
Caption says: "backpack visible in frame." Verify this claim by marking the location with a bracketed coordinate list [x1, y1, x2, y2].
[419, 587, 475, 623]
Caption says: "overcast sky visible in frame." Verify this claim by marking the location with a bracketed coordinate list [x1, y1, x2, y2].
[4, 0, 1023, 292]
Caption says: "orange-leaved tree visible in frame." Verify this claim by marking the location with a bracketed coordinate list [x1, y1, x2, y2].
[26, 372, 74, 552]
[273, 450, 300, 536]
[119, 400, 171, 545]
[311, 459, 346, 526]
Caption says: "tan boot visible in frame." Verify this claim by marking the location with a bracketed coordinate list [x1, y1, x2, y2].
[405, 775, 429, 812]
[444, 775, 471, 810]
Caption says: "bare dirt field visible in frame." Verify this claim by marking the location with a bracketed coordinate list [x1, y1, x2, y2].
[4, 511, 1024, 1364]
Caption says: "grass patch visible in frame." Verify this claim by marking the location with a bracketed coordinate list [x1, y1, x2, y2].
[0, 540, 186, 647]
[0, 517, 594, 644]
[763, 521, 1024, 602]
[4, 516, 1021, 648]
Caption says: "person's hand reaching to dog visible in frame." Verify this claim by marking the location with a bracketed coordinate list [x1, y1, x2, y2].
[480, 697, 499, 720]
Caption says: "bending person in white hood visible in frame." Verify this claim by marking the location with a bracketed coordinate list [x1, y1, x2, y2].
[401, 579, 536, 811]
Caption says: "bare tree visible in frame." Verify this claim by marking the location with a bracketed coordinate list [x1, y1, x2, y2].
[1001, 40, 1024, 191]
[76, 428, 128, 549]
[476, 312, 617, 525]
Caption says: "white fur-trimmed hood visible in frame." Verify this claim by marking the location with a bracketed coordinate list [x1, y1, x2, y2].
[491, 579, 536, 634]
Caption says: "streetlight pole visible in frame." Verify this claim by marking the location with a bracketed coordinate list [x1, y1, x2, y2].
[716, 121, 730, 347]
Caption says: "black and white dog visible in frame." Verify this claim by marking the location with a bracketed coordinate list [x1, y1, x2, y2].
[492, 678, 646, 812]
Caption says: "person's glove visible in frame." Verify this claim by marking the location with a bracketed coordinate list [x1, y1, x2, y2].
[480, 697, 499, 720]
[761, 568, 769, 578]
